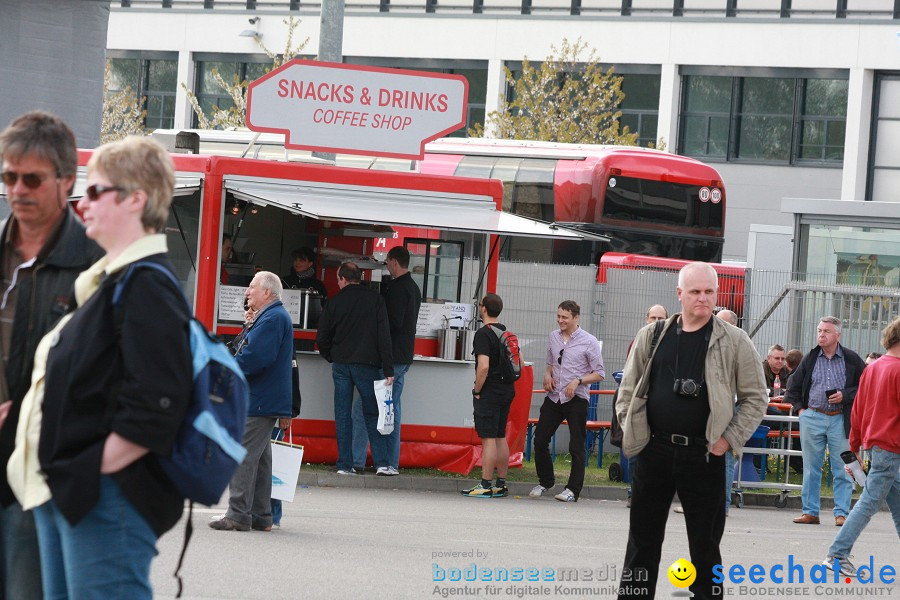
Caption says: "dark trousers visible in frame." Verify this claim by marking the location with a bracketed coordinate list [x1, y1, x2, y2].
[533, 396, 589, 498]
[619, 436, 726, 600]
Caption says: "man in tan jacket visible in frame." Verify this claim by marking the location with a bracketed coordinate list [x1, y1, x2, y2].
[615, 262, 767, 600]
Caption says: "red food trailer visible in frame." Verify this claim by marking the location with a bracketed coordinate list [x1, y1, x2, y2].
[72, 149, 591, 474]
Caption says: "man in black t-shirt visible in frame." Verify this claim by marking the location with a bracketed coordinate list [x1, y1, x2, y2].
[462, 293, 515, 499]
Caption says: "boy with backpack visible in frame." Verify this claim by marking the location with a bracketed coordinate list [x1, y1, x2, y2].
[529, 300, 605, 502]
[462, 293, 518, 499]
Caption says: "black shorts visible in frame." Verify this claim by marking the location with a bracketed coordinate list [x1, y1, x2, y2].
[473, 397, 512, 439]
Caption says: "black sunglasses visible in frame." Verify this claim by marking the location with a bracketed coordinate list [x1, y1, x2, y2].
[85, 184, 124, 201]
[1, 171, 54, 190]
[557, 348, 564, 365]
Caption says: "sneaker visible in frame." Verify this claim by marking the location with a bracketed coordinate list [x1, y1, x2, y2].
[208, 515, 250, 532]
[555, 488, 576, 502]
[272, 523, 281, 530]
[529, 485, 547, 497]
[461, 483, 493, 498]
[491, 485, 509, 498]
[353, 465, 366, 474]
[336, 469, 357, 475]
[376, 467, 392, 476]
[823, 556, 857, 577]
[387, 466, 400, 475]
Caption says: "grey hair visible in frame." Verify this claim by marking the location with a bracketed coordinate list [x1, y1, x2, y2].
[256, 271, 283, 300]
[819, 316, 842, 333]
[677, 262, 718, 289]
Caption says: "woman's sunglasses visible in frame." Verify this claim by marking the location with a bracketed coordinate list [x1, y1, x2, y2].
[85, 184, 124, 201]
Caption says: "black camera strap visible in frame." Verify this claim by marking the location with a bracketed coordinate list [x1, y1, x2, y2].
[673, 317, 711, 385]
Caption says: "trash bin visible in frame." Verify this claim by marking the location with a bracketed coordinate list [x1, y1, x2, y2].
[738, 425, 770, 482]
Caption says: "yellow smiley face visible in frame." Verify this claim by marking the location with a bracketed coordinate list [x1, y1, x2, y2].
[667, 558, 696, 588]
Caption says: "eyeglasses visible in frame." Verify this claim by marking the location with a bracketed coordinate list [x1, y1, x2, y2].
[85, 184, 124, 201]
[1, 171, 54, 189]
[557, 348, 564, 365]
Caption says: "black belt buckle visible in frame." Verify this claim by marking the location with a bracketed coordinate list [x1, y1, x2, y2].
[671, 434, 689, 446]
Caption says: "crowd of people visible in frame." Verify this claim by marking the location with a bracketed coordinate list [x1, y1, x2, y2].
[0, 109, 896, 600]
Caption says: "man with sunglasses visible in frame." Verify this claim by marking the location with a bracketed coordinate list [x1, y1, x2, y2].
[0, 111, 102, 599]
[529, 300, 604, 502]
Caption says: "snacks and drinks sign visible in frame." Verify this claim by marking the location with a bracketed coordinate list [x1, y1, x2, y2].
[246, 60, 468, 159]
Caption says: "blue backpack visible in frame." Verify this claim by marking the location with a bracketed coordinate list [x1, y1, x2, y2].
[112, 261, 249, 505]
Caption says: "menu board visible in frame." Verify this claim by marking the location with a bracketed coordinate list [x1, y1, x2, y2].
[218, 285, 247, 322]
[416, 301, 476, 338]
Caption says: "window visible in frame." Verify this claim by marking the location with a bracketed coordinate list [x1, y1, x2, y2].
[193, 60, 271, 128]
[405, 238, 464, 302]
[868, 73, 900, 201]
[680, 73, 848, 165]
[107, 55, 178, 130]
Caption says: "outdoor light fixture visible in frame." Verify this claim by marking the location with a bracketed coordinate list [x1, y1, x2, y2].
[239, 16, 261, 39]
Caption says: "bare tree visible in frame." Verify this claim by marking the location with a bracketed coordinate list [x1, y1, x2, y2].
[471, 38, 639, 146]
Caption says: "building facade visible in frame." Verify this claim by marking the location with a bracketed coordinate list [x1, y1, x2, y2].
[106, 1, 899, 261]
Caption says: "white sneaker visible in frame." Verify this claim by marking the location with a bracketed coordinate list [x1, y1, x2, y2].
[529, 485, 547, 497]
[387, 466, 400, 475]
[555, 488, 576, 502]
[823, 556, 857, 577]
[376, 466, 391, 476]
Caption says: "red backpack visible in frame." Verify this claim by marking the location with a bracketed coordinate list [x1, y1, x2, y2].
[488, 324, 522, 383]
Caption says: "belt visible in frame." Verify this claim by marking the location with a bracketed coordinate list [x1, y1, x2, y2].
[651, 430, 707, 447]
[809, 406, 842, 416]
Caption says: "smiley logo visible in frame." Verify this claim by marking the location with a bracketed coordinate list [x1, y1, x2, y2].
[667, 558, 696, 588]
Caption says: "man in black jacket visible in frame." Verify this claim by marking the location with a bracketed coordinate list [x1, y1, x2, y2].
[317, 262, 393, 475]
[352, 246, 421, 475]
[786, 316, 866, 527]
[0, 111, 102, 600]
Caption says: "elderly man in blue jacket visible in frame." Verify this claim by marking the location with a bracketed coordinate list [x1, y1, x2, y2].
[210, 271, 293, 532]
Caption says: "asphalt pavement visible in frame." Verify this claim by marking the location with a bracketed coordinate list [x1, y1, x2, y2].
[150, 474, 899, 600]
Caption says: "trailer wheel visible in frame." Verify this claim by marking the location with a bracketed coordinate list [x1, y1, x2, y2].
[609, 462, 623, 482]
[775, 492, 789, 509]
[734, 492, 744, 509]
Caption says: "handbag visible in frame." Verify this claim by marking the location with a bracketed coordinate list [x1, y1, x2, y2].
[270, 429, 304, 502]
[374, 378, 394, 435]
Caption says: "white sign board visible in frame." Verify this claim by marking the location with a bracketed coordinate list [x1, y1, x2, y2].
[416, 301, 476, 338]
[218, 285, 247, 322]
[246, 60, 468, 159]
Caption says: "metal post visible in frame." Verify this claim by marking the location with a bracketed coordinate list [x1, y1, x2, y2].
[426, 0, 437, 12]
[313, 0, 345, 163]
[673, 0, 683, 17]
[473, 0, 483, 13]
[621, 0, 631, 16]
[570, 0, 580, 15]
[835, 0, 847, 18]
[780, 0, 791, 18]
[725, 0, 737, 17]
[894, 0, 900, 18]
[379, 0, 389, 11]
[521, 0, 531, 14]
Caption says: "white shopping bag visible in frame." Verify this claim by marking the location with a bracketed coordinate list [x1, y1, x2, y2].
[271, 431, 304, 502]
[375, 378, 394, 435]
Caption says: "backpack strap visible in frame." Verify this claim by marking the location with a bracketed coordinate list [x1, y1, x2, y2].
[649, 319, 664, 356]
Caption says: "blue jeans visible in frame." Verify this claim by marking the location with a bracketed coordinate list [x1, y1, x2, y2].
[724, 451, 736, 514]
[799, 410, 852, 517]
[0, 500, 43, 599]
[33, 476, 157, 600]
[352, 363, 410, 469]
[333, 363, 389, 470]
[828, 446, 900, 559]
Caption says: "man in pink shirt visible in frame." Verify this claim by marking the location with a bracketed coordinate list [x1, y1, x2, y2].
[823, 316, 900, 577]
[529, 300, 604, 502]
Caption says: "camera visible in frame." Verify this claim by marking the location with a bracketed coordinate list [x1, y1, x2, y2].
[673, 378, 703, 398]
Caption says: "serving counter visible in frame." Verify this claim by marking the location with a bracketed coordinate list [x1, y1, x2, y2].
[290, 351, 534, 474]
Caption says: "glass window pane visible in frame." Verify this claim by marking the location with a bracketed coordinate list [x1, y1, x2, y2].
[708, 117, 729, 156]
[741, 78, 794, 114]
[244, 62, 269, 82]
[199, 62, 238, 94]
[620, 74, 660, 111]
[737, 115, 791, 161]
[801, 120, 824, 146]
[108, 58, 140, 93]
[826, 121, 845, 148]
[455, 68, 488, 104]
[147, 60, 177, 92]
[804, 79, 848, 117]
[685, 76, 731, 113]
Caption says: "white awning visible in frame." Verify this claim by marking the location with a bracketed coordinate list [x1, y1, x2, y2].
[69, 173, 202, 199]
[225, 178, 605, 241]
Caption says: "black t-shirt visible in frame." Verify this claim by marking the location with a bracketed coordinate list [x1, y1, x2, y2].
[473, 323, 515, 404]
[646, 318, 712, 437]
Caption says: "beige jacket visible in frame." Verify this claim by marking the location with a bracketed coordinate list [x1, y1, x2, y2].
[615, 313, 767, 458]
